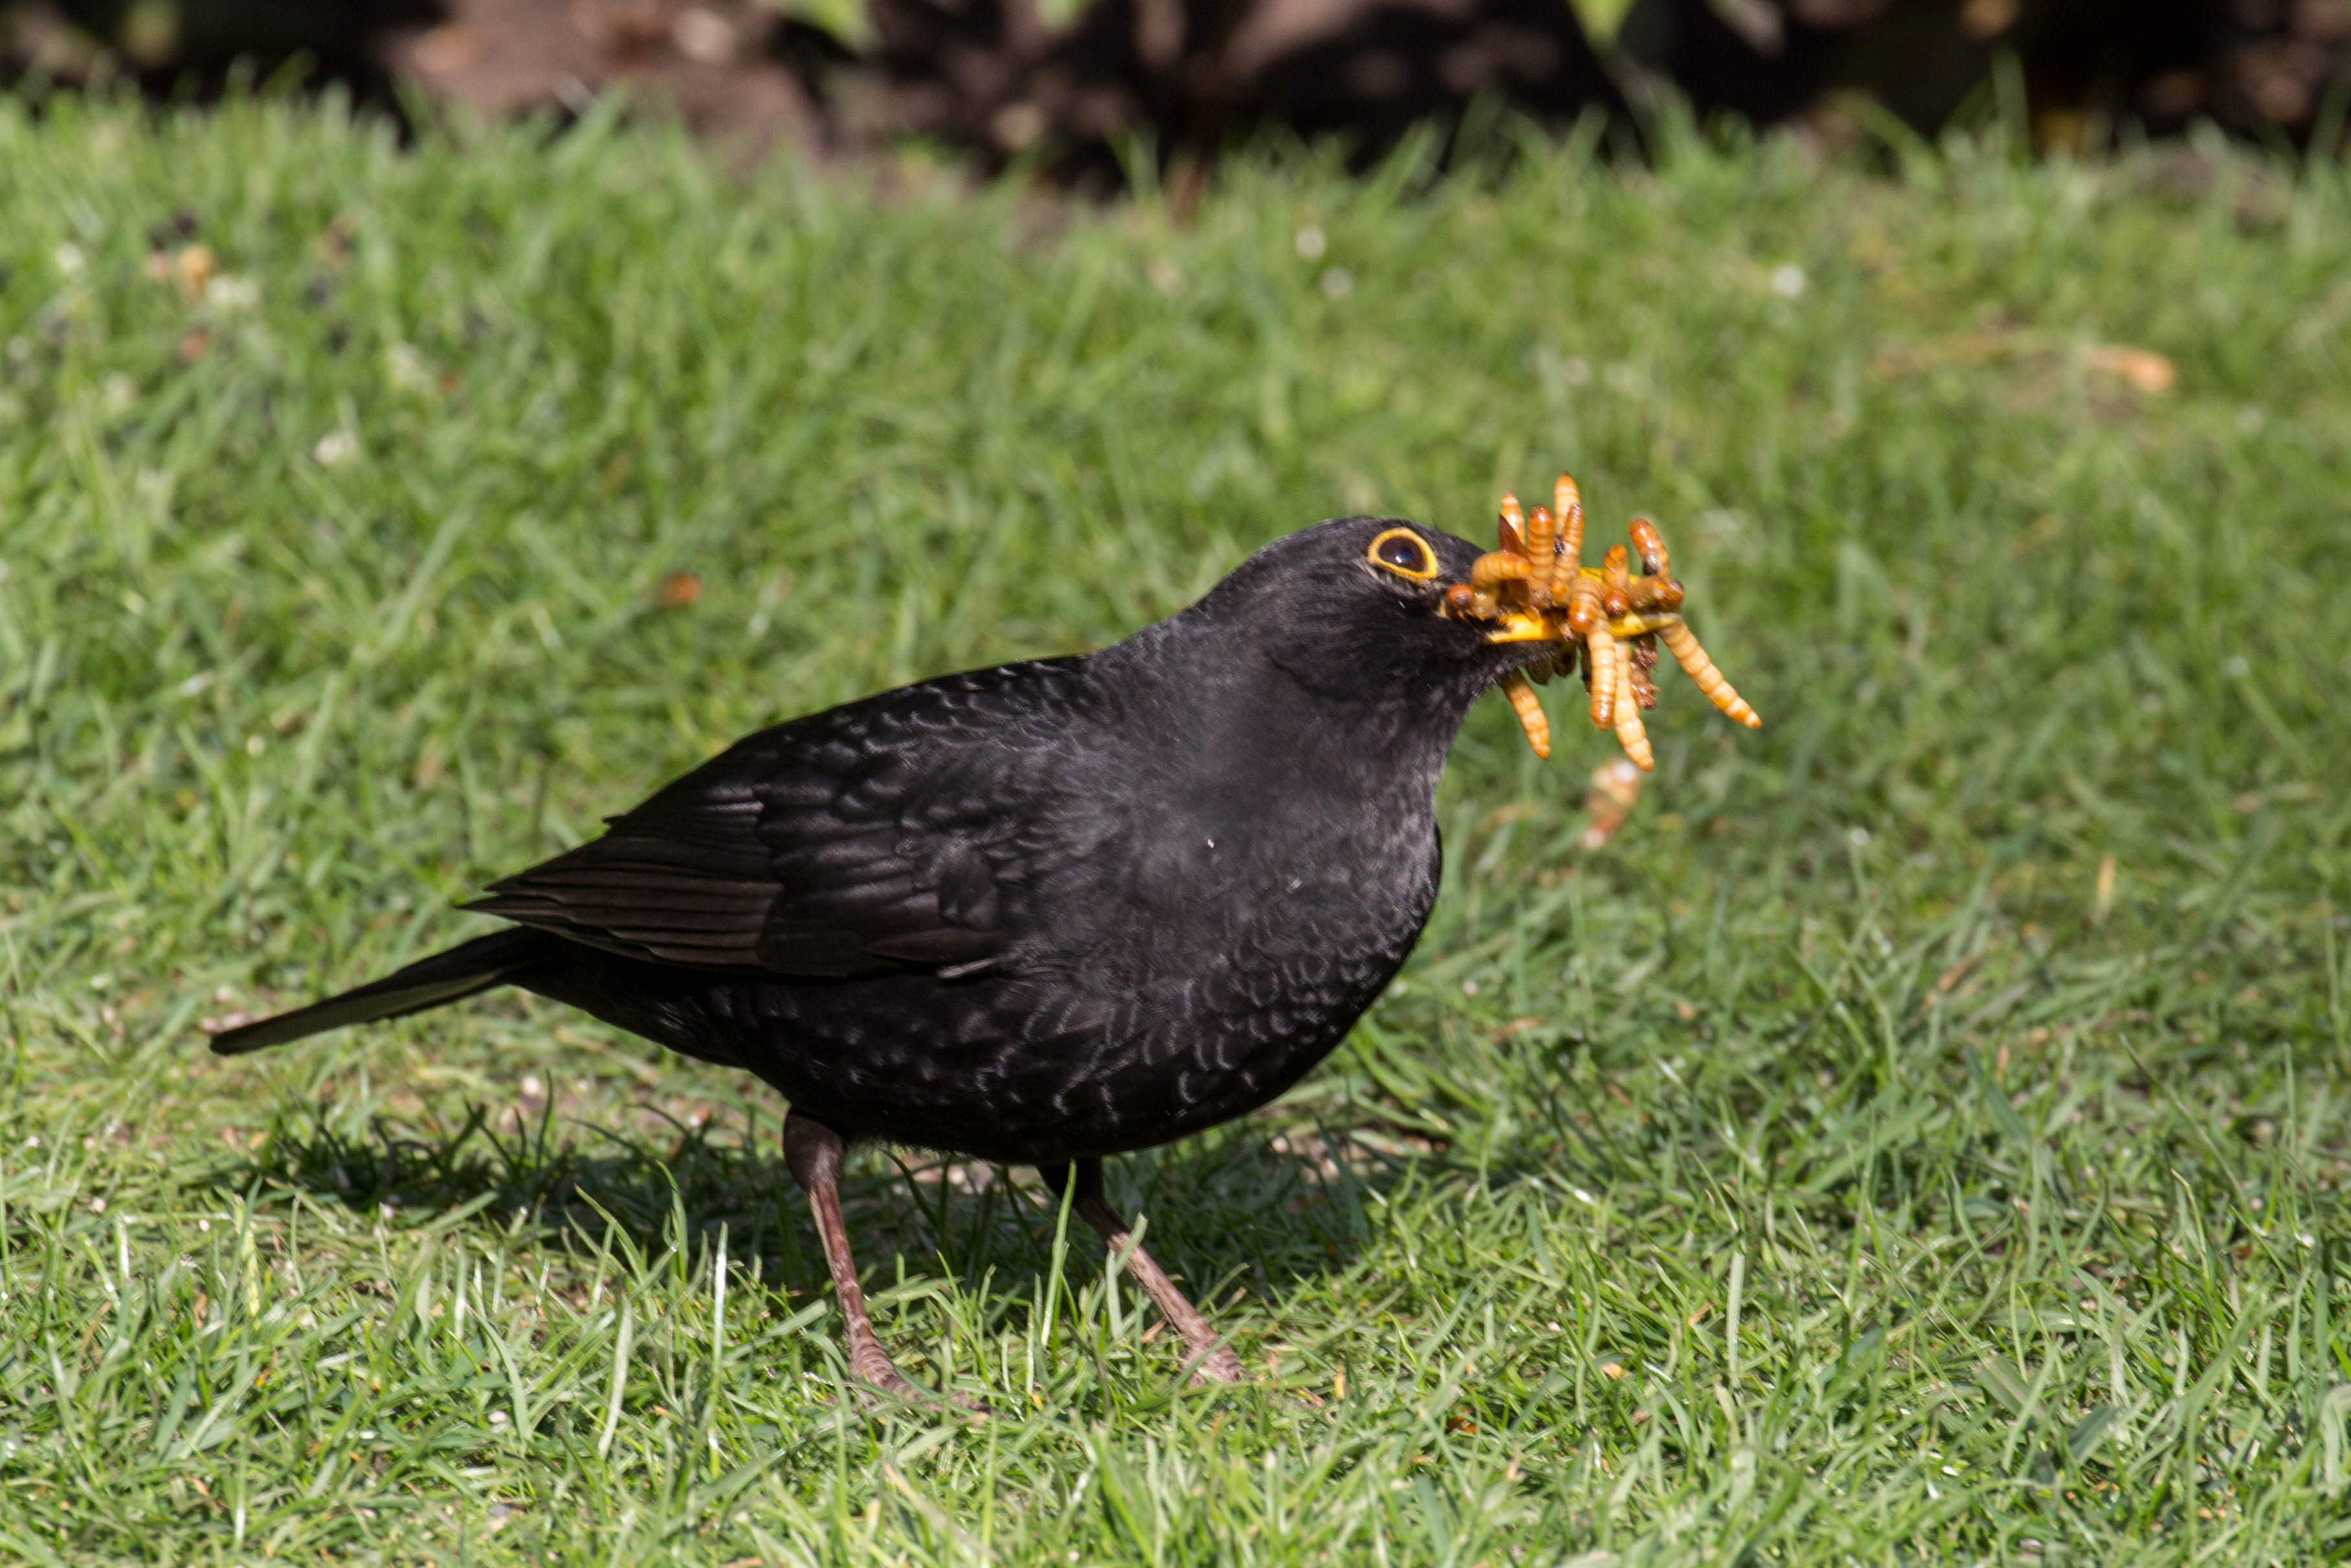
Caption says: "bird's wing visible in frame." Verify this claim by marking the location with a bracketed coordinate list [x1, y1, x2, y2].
[465, 661, 1101, 977]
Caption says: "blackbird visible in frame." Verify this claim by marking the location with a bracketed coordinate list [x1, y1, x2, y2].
[213, 514, 1560, 1394]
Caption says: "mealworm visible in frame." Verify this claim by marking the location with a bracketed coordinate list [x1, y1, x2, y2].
[1599, 544, 1633, 620]
[1523, 505, 1556, 602]
[1501, 669, 1550, 758]
[1658, 617, 1761, 727]
[1629, 515, 1669, 577]
[1471, 553, 1534, 592]
[1612, 656, 1654, 771]
[1554, 473, 1583, 568]
[1586, 623, 1621, 729]
[1563, 569, 1603, 637]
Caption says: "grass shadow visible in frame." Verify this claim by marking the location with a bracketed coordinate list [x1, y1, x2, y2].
[199, 1094, 1396, 1312]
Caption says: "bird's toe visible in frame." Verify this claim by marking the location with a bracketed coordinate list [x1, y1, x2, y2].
[1188, 1343, 1249, 1386]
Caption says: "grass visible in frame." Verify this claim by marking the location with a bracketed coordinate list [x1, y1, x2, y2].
[2, 89, 2350, 1562]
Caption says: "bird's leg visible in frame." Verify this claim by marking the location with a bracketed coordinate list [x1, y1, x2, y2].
[1047, 1159, 1247, 1386]
[783, 1112, 919, 1400]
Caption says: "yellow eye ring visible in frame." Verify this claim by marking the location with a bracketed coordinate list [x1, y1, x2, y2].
[1366, 527, 1439, 581]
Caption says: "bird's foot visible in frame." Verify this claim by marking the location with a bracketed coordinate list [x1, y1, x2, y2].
[1052, 1170, 1254, 1394]
[849, 1343, 922, 1402]
[848, 1338, 991, 1417]
[790, 1114, 990, 1418]
[1182, 1339, 1249, 1387]
[854, 1380, 993, 1419]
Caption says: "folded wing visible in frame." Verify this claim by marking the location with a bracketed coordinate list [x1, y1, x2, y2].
[467, 662, 1096, 978]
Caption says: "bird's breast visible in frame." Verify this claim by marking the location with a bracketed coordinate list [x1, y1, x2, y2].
[966, 779, 1438, 1149]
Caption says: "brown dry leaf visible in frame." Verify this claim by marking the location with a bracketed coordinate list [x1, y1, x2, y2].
[2084, 344, 2177, 392]
[1875, 331, 2176, 395]
[174, 244, 215, 302]
[658, 570, 704, 609]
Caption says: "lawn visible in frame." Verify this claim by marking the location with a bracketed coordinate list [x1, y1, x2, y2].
[3, 92, 2350, 1562]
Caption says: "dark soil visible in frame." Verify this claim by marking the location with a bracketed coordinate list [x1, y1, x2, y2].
[4, 0, 2343, 179]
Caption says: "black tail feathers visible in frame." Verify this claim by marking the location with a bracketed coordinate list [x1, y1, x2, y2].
[207, 928, 552, 1055]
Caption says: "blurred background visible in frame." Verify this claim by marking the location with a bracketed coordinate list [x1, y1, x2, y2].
[5, 1, 2348, 181]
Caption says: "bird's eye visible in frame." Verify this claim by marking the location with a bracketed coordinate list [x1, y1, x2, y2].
[1367, 528, 1438, 581]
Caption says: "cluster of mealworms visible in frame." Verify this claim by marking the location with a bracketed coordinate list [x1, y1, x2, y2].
[1445, 474, 1761, 771]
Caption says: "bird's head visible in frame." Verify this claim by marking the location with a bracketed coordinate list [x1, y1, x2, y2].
[1176, 514, 1566, 714]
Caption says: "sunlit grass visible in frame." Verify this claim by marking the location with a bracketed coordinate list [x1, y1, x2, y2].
[2, 91, 2349, 1561]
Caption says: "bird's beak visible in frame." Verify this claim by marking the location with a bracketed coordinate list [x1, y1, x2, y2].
[1438, 570, 1566, 645]
[1482, 610, 1563, 645]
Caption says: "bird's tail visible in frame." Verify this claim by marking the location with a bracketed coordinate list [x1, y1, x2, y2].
[207, 928, 552, 1055]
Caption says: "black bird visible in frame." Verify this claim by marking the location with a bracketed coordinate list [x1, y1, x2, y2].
[212, 515, 1556, 1393]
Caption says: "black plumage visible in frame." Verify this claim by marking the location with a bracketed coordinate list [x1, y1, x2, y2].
[213, 515, 1553, 1393]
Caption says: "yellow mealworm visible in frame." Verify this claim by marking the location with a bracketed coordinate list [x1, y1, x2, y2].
[1586, 624, 1620, 729]
[1551, 475, 1584, 603]
[1628, 516, 1669, 577]
[1497, 493, 1527, 556]
[1523, 505, 1556, 602]
[1612, 658, 1654, 771]
[1563, 569, 1603, 637]
[1554, 474, 1583, 563]
[1658, 617, 1762, 727]
[1526, 503, 1554, 555]
[1604, 611, 1675, 637]
[1470, 552, 1533, 591]
[1599, 544, 1632, 619]
[1500, 670, 1550, 758]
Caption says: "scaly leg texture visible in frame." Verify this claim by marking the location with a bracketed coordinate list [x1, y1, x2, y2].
[1051, 1159, 1248, 1386]
[783, 1112, 922, 1400]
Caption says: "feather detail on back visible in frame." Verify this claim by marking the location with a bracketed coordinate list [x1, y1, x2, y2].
[464, 662, 1106, 978]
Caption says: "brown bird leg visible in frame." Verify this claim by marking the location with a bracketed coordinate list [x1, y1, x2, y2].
[784, 1111, 920, 1400]
[1048, 1159, 1248, 1386]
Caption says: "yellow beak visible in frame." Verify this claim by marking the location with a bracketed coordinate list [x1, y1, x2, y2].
[1483, 612, 1561, 645]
